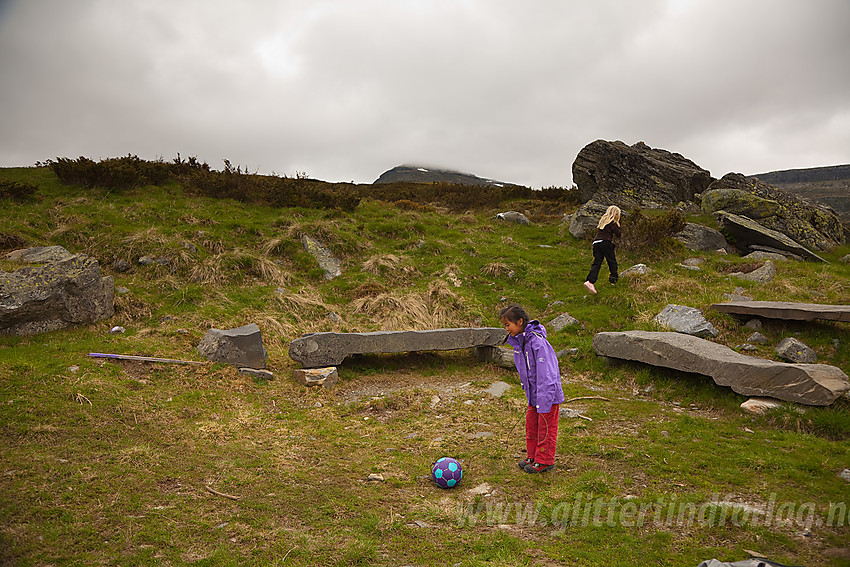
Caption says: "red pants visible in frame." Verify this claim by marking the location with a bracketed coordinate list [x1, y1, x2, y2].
[526, 404, 559, 465]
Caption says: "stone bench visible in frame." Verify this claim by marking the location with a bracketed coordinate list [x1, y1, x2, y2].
[710, 300, 850, 323]
[288, 327, 508, 368]
[592, 330, 850, 406]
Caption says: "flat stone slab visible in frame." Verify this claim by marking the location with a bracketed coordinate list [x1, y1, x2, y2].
[592, 330, 850, 406]
[289, 327, 508, 368]
[710, 301, 850, 322]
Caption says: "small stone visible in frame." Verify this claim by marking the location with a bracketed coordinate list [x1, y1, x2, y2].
[467, 483, 493, 496]
[746, 332, 768, 344]
[776, 337, 817, 363]
[366, 473, 384, 482]
[738, 344, 758, 352]
[68, 365, 79, 373]
[292, 366, 338, 388]
[839, 469, 850, 482]
[110, 326, 126, 334]
[740, 397, 783, 415]
[430, 395, 441, 408]
[239, 368, 274, 380]
[115, 287, 130, 294]
[556, 348, 579, 358]
[743, 319, 762, 331]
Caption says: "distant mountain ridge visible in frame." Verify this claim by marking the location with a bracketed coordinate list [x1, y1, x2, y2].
[374, 165, 520, 187]
[748, 164, 850, 221]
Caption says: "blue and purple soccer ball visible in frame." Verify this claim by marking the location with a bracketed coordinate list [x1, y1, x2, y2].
[431, 457, 463, 488]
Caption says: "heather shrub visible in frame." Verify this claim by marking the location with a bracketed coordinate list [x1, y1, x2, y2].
[0, 180, 38, 200]
[620, 208, 687, 251]
[48, 155, 176, 189]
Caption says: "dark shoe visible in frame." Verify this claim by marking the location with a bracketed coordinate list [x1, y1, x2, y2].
[523, 462, 555, 473]
[517, 457, 533, 470]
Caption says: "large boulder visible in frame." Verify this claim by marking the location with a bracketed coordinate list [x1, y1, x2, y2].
[572, 140, 714, 207]
[592, 330, 850, 406]
[702, 173, 845, 251]
[1, 249, 114, 335]
[716, 212, 826, 262]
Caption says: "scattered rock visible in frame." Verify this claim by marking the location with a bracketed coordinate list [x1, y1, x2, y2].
[115, 286, 130, 294]
[839, 470, 850, 482]
[676, 263, 701, 271]
[776, 337, 817, 364]
[495, 211, 530, 225]
[485, 381, 511, 397]
[549, 312, 579, 332]
[746, 332, 768, 344]
[743, 319, 762, 330]
[112, 259, 132, 272]
[742, 251, 788, 262]
[467, 483, 493, 496]
[653, 304, 718, 338]
[674, 223, 729, 252]
[366, 473, 384, 482]
[729, 260, 776, 283]
[7, 245, 75, 263]
[301, 235, 341, 280]
[292, 366, 338, 388]
[592, 330, 850, 406]
[568, 200, 611, 239]
[840, 254, 850, 264]
[740, 397, 783, 415]
[737, 344, 758, 352]
[197, 323, 268, 368]
[239, 368, 274, 380]
[0, 251, 114, 336]
[475, 345, 515, 369]
[621, 264, 651, 277]
[556, 348, 579, 358]
[110, 326, 126, 334]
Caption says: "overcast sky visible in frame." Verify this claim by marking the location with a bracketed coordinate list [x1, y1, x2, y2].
[1, 0, 848, 188]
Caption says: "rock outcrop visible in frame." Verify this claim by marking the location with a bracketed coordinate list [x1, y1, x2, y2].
[592, 330, 850, 406]
[572, 140, 714, 207]
[289, 327, 508, 368]
[716, 212, 826, 262]
[702, 173, 844, 251]
[1, 247, 114, 335]
[653, 304, 718, 338]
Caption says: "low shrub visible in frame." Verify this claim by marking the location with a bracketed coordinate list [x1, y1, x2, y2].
[620, 208, 687, 251]
[0, 180, 38, 200]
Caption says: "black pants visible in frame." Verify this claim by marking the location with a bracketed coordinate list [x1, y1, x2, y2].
[586, 240, 618, 284]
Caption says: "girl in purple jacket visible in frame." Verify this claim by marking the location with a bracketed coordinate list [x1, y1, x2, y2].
[500, 305, 565, 473]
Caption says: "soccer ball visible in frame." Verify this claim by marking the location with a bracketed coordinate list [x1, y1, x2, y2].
[431, 457, 463, 489]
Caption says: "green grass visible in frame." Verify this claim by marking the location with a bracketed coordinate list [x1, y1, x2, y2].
[1, 167, 849, 566]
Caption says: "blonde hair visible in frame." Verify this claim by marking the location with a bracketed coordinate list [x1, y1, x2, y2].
[597, 205, 621, 229]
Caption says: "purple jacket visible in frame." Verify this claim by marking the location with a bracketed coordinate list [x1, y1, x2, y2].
[505, 320, 564, 413]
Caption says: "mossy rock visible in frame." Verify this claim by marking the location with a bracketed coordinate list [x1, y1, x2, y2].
[701, 188, 782, 219]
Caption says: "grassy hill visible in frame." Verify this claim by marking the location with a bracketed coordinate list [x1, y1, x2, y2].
[1, 164, 849, 566]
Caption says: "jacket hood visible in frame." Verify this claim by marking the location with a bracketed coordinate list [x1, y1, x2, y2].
[524, 319, 547, 339]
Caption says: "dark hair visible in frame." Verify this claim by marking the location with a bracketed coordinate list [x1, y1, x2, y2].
[500, 304, 529, 326]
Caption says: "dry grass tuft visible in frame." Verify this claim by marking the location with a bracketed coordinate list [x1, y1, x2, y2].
[112, 293, 153, 323]
[361, 254, 418, 279]
[189, 249, 289, 286]
[351, 280, 464, 330]
[481, 262, 510, 277]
